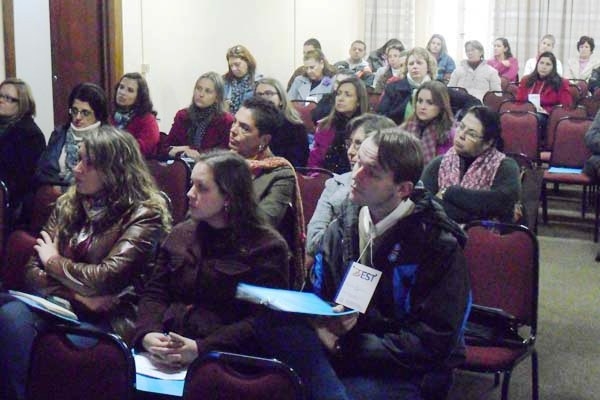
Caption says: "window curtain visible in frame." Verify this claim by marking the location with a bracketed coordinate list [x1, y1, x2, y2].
[494, 0, 600, 77]
[365, 0, 415, 56]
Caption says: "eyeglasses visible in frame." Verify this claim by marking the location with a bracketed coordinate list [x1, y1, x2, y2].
[256, 90, 278, 98]
[68, 107, 94, 118]
[457, 121, 484, 142]
[0, 94, 19, 103]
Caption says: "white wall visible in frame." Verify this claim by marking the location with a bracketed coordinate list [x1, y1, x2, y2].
[13, 0, 54, 138]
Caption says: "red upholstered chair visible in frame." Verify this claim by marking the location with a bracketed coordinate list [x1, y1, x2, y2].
[541, 117, 598, 240]
[146, 158, 191, 224]
[577, 96, 600, 118]
[540, 105, 587, 161]
[483, 91, 515, 113]
[505, 83, 519, 97]
[498, 100, 536, 114]
[569, 78, 589, 98]
[291, 100, 317, 133]
[499, 111, 540, 161]
[0, 229, 36, 290]
[294, 167, 334, 230]
[27, 324, 136, 400]
[461, 221, 539, 400]
[183, 351, 304, 400]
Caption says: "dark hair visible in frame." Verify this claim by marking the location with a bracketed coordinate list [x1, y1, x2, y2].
[304, 38, 321, 50]
[525, 51, 562, 92]
[195, 149, 267, 238]
[464, 105, 503, 150]
[577, 35, 595, 53]
[0, 78, 36, 120]
[225, 44, 257, 81]
[427, 34, 449, 56]
[351, 40, 367, 49]
[376, 38, 404, 56]
[346, 113, 396, 137]
[68, 82, 108, 124]
[495, 37, 513, 59]
[370, 129, 424, 185]
[408, 80, 454, 143]
[241, 97, 283, 137]
[321, 76, 369, 130]
[115, 72, 156, 116]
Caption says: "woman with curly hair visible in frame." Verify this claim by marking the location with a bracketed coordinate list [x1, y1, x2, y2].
[0, 126, 171, 400]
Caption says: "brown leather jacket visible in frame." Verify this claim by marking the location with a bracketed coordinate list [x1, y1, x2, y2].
[24, 203, 167, 341]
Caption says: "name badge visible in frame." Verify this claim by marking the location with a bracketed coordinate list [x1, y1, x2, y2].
[335, 262, 381, 313]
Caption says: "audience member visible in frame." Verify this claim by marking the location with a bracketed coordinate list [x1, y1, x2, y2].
[0, 78, 45, 222]
[308, 76, 369, 173]
[372, 45, 407, 93]
[487, 37, 519, 82]
[0, 126, 170, 400]
[422, 106, 520, 223]
[35, 83, 108, 188]
[565, 35, 600, 80]
[288, 49, 336, 103]
[255, 77, 309, 167]
[311, 69, 355, 125]
[257, 129, 470, 400]
[448, 40, 501, 101]
[287, 38, 322, 91]
[523, 34, 563, 76]
[223, 44, 261, 114]
[305, 113, 395, 258]
[132, 150, 290, 370]
[343, 40, 373, 85]
[367, 38, 404, 72]
[400, 80, 455, 164]
[377, 47, 437, 124]
[584, 108, 600, 184]
[589, 65, 600, 94]
[158, 72, 234, 159]
[426, 33, 456, 83]
[110, 72, 160, 157]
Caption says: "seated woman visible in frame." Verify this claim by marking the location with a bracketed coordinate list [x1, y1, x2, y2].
[487, 37, 519, 82]
[400, 80, 455, 164]
[255, 77, 309, 167]
[306, 113, 395, 258]
[131, 150, 290, 370]
[229, 97, 305, 289]
[377, 46, 437, 124]
[310, 69, 355, 125]
[35, 83, 109, 188]
[223, 44, 261, 114]
[0, 126, 170, 400]
[158, 72, 234, 159]
[516, 51, 573, 132]
[0, 78, 46, 222]
[421, 106, 520, 223]
[308, 76, 369, 174]
[288, 49, 336, 103]
[448, 40, 502, 101]
[372, 44, 407, 94]
[110, 72, 160, 157]
[367, 38, 403, 73]
[426, 34, 456, 83]
[565, 35, 599, 80]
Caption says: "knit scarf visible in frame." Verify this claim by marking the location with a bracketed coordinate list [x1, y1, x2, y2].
[187, 104, 216, 148]
[402, 119, 439, 165]
[248, 153, 307, 290]
[229, 75, 252, 114]
[113, 109, 134, 129]
[438, 146, 505, 190]
[61, 121, 101, 183]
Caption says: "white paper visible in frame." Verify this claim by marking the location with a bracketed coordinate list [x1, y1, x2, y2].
[335, 262, 382, 313]
[528, 93, 541, 109]
[133, 352, 187, 380]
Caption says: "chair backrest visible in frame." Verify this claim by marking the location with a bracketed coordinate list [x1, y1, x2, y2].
[577, 96, 600, 118]
[0, 180, 8, 259]
[505, 153, 544, 232]
[482, 91, 515, 113]
[291, 100, 317, 133]
[549, 117, 593, 168]
[498, 99, 536, 113]
[183, 351, 304, 400]
[568, 83, 582, 103]
[27, 324, 136, 400]
[294, 167, 334, 229]
[505, 82, 519, 97]
[447, 86, 469, 95]
[146, 158, 191, 224]
[499, 111, 540, 161]
[464, 221, 539, 331]
[570, 78, 589, 97]
[29, 185, 63, 233]
[0, 229, 36, 290]
[545, 104, 588, 150]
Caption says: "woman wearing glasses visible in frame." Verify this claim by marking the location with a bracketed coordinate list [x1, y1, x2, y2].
[421, 106, 520, 223]
[254, 77, 308, 167]
[0, 78, 45, 222]
[35, 83, 109, 188]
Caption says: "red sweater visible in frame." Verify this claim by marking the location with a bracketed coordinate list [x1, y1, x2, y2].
[110, 112, 160, 157]
[516, 77, 573, 114]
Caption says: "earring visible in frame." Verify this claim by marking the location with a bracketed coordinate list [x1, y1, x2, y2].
[224, 202, 230, 214]
[258, 143, 265, 152]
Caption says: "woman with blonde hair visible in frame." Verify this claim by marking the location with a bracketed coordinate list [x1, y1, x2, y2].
[223, 44, 261, 114]
[0, 125, 171, 400]
[159, 71, 234, 159]
[255, 77, 309, 167]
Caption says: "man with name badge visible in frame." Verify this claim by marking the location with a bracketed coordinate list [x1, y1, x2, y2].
[259, 129, 471, 400]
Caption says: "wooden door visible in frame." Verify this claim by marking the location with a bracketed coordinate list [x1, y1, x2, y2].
[49, 0, 122, 126]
